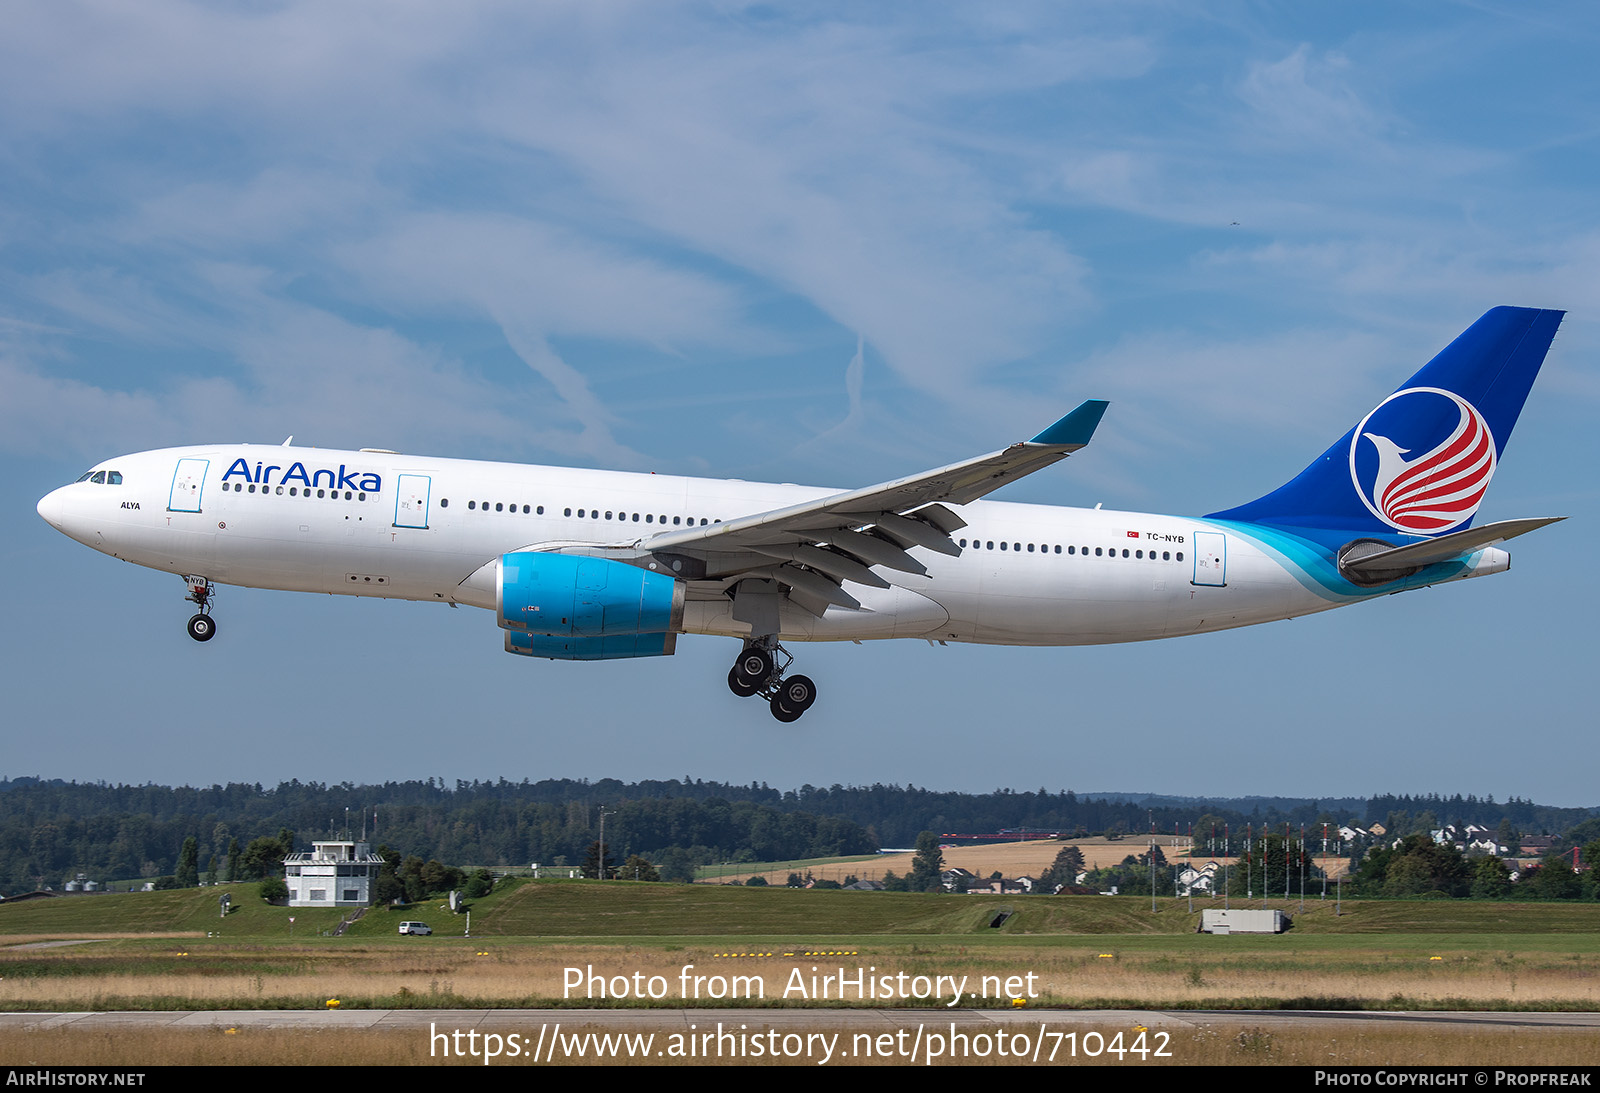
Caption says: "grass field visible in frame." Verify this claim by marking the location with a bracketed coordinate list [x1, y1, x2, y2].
[6, 875, 1598, 940]
[6, 878, 1600, 1016]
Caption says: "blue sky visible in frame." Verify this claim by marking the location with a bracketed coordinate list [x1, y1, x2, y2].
[4, 2, 1596, 805]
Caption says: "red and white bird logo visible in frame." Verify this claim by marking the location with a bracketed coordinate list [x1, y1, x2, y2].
[1349, 387, 1497, 534]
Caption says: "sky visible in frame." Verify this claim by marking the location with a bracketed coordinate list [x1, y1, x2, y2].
[4, 2, 1597, 805]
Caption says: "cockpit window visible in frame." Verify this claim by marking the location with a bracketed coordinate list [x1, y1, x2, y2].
[107, 471, 122, 485]
[90, 471, 106, 484]
[76, 472, 93, 483]
[74, 469, 123, 484]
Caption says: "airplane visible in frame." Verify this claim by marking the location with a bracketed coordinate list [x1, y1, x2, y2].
[36, 306, 1564, 723]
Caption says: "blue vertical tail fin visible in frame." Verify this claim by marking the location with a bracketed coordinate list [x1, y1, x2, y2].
[1206, 306, 1563, 538]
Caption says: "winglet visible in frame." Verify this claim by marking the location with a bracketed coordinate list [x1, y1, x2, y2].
[1029, 400, 1109, 447]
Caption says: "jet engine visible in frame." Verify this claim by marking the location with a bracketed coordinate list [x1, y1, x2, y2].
[497, 551, 685, 660]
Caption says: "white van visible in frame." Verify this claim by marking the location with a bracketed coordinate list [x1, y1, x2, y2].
[398, 921, 432, 936]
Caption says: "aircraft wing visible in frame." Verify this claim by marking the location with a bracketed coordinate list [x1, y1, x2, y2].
[640, 400, 1108, 614]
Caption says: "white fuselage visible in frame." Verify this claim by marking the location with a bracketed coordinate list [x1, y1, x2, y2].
[37, 443, 1498, 649]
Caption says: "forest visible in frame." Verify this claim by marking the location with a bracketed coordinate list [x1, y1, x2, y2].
[0, 776, 1593, 893]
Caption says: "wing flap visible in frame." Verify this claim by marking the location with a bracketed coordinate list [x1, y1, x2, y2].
[871, 510, 962, 555]
[814, 528, 928, 575]
[774, 564, 863, 609]
[750, 543, 892, 589]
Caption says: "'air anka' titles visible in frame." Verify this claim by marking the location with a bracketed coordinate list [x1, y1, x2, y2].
[221, 458, 381, 493]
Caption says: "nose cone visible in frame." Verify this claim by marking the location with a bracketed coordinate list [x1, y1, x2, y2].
[37, 486, 67, 531]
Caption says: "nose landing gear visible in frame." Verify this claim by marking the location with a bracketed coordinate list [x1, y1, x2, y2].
[726, 639, 817, 721]
[184, 576, 216, 642]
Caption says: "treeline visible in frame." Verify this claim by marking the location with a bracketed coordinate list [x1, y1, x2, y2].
[1, 776, 1595, 893]
[0, 777, 879, 890]
[1364, 793, 1590, 835]
[1348, 833, 1600, 901]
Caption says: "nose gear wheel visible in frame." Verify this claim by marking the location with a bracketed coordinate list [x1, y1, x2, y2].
[183, 576, 216, 642]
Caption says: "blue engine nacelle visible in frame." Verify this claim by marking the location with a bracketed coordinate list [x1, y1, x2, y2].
[496, 551, 685, 661]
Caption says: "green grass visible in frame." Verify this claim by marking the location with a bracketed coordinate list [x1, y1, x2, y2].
[1280, 897, 1600, 934]
[472, 878, 1020, 936]
[694, 856, 882, 882]
[0, 883, 342, 937]
[9, 884, 1600, 1015]
[9, 880, 1600, 945]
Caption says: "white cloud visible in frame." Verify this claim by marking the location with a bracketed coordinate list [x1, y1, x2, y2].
[1235, 45, 1383, 150]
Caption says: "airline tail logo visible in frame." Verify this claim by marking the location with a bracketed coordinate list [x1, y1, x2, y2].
[1349, 387, 1497, 534]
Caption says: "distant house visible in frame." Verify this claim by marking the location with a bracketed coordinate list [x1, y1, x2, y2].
[966, 878, 1028, 895]
[940, 867, 975, 892]
[1178, 861, 1218, 895]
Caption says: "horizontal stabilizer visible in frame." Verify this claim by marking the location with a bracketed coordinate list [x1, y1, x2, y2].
[1342, 517, 1563, 574]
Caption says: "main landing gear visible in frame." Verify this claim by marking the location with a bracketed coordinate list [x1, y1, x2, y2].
[184, 576, 216, 642]
[726, 639, 817, 722]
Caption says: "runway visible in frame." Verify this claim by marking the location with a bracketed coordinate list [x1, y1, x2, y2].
[6, 1009, 1596, 1066]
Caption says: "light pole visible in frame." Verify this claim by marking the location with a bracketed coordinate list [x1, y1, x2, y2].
[597, 806, 615, 880]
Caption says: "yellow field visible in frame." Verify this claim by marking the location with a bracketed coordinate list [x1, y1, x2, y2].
[6, 937, 1600, 1012]
[711, 837, 1350, 886]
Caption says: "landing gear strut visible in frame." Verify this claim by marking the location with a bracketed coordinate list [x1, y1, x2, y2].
[726, 638, 817, 721]
[184, 576, 216, 642]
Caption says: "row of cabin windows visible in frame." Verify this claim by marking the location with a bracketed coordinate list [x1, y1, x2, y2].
[444, 499, 719, 526]
[958, 538, 1184, 562]
[211, 479, 1175, 561]
[214, 480, 1170, 557]
[76, 470, 124, 484]
[222, 481, 369, 501]
[453, 500, 546, 515]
